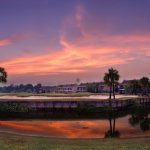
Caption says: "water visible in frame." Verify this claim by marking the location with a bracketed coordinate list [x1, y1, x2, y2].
[0, 115, 149, 139]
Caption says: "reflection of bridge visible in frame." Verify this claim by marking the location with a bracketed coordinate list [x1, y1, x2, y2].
[0, 98, 150, 109]
[25, 100, 131, 109]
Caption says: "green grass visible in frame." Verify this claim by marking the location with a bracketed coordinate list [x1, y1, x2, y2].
[0, 133, 150, 150]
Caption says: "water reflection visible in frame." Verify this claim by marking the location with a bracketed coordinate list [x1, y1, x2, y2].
[128, 108, 150, 132]
[0, 107, 150, 139]
[104, 107, 150, 138]
[0, 116, 149, 139]
[105, 118, 120, 138]
[0, 120, 109, 138]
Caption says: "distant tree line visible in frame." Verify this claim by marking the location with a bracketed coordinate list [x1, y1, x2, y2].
[87, 82, 99, 93]
[125, 77, 150, 95]
[0, 66, 150, 97]
[0, 83, 42, 93]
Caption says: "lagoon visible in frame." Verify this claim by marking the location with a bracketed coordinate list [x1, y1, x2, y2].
[0, 114, 149, 139]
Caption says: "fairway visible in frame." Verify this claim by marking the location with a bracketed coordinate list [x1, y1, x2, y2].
[0, 133, 149, 150]
[0, 93, 138, 102]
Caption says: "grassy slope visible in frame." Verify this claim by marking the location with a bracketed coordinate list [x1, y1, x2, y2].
[0, 133, 150, 150]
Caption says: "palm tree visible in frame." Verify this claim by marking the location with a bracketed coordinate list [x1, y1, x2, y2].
[140, 77, 149, 96]
[0, 67, 7, 83]
[104, 73, 112, 99]
[104, 68, 120, 100]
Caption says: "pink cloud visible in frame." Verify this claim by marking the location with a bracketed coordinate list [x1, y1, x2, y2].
[0, 34, 31, 47]
[0, 38, 13, 46]
[0, 5, 150, 81]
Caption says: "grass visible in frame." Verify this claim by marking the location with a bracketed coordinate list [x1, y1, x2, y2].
[0, 97, 139, 102]
[0, 92, 139, 102]
[0, 133, 150, 150]
[0, 98, 105, 102]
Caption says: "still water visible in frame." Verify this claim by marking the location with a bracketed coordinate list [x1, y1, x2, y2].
[0, 115, 150, 139]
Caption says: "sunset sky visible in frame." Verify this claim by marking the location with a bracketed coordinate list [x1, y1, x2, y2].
[0, 0, 150, 85]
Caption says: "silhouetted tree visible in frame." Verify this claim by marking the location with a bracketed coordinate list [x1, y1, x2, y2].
[87, 83, 99, 93]
[0, 67, 7, 83]
[127, 80, 141, 95]
[104, 68, 120, 100]
[140, 77, 149, 95]
[34, 83, 42, 93]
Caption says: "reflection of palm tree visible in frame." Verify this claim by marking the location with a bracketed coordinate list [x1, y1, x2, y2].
[109, 118, 113, 135]
[105, 118, 120, 138]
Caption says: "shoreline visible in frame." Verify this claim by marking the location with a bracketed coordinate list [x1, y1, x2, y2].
[0, 131, 150, 140]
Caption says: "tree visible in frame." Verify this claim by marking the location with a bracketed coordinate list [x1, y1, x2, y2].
[104, 68, 120, 100]
[87, 83, 99, 93]
[127, 80, 141, 95]
[34, 83, 42, 93]
[24, 84, 34, 92]
[0, 67, 7, 83]
[140, 77, 149, 95]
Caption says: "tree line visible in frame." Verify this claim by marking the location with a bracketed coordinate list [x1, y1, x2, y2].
[0, 67, 150, 97]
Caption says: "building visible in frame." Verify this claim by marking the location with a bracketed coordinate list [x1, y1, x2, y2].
[98, 82, 110, 93]
[77, 84, 88, 92]
[42, 86, 57, 93]
[41, 83, 88, 93]
[118, 80, 131, 94]
[57, 84, 78, 93]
